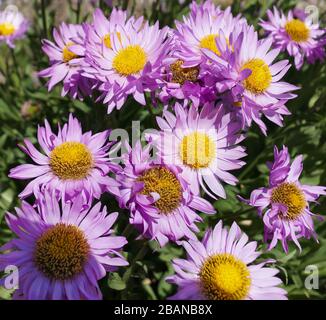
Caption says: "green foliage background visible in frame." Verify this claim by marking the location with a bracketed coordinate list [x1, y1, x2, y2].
[0, 0, 325, 300]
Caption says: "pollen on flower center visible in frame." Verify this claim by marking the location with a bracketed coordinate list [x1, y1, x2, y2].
[170, 59, 199, 85]
[138, 167, 182, 214]
[35, 223, 90, 280]
[271, 182, 306, 220]
[180, 132, 216, 169]
[49, 142, 93, 180]
[285, 19, 310, 42]
[0, 22, 15, 36]
[200, 34, 221, 56]
[200, 253, 251, 300]
[103, 34, 112, 48]
[62, 42, 79, 62]
[112, 45, 147, 76]
[241, 58, 272, 94]
[103, 32, 121, 49]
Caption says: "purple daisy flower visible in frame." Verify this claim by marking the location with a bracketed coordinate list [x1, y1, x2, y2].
[202, 25, 299, 135]
[189, 0, 222, 18]
[84, 11, 169, 113]
[158, 4, 246, 108]
[166, 220, 287, 300]
[242, 146, 326, 252]
[82, 8, 142, 82]
[158, 33, 216, 108]
[9, 114, 120, 202]
[0, 8, 29, 48]
[173, 5, 246, 68]
[0, 192, 128, 300]
[115, 141, 215, 247]
[152, 102, 246, 199]
[39, 23, 93, 99]
[84, 7, 143, 56]
[260, 7, 326, 70]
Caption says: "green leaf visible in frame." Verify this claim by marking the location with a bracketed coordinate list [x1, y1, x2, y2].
[72, 100, 91, 113]
[108, 273, 126, 291]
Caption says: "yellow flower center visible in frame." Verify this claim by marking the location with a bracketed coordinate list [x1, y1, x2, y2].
[241, 58, 272, 94]
[200, 34, 221, 56]
[112, 45, 147, 76]
[49, 142, 93, 180]
[62, 42, 79, 62]
[180, 132, 216, 169]
[35, 223, 89, 280]
[200, 253, 251, 300]
[138, 167, 182, 214]
[170, 59, 199, 85]
[271, 182, 306, 220]
[285, 19, 310, 42]
[0, 22, 15, 36]
[103, 32, 122, 49]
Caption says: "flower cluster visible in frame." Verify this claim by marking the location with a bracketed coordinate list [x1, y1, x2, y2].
[115, 140, 215, 246]
[1, 0, 326, 301]
[2, 115, 128, 300]
[37, 0, 325, 137]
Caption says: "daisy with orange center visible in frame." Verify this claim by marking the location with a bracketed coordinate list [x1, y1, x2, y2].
[0, 192, 128, 300]
[242, 146, 326, 252]
[260, 7, 326, 69]
[114, 141, 215, 246]
[158, 2, 247, 108]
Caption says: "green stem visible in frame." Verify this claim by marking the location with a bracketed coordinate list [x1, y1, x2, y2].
[0, 51, 7, 79]
[5, 54, 10, 83]
[122, 243, 148, 284]
[238, 152, 264, 181]
[147, 103, 155, 117]
[10, 48, 21, 82]
[238, 127, 280, 182]
[142, 279, 158, 300]
[41, 0, 48, 38]
[3, 45, 10, 81]
[122, 0, 129, 11]
[232, 0, 241, 15]
[145, 94, 156, 125]
[223, 207, 255, 221]
[121, 224, 134, 239]
[76, 0, 82, 24]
